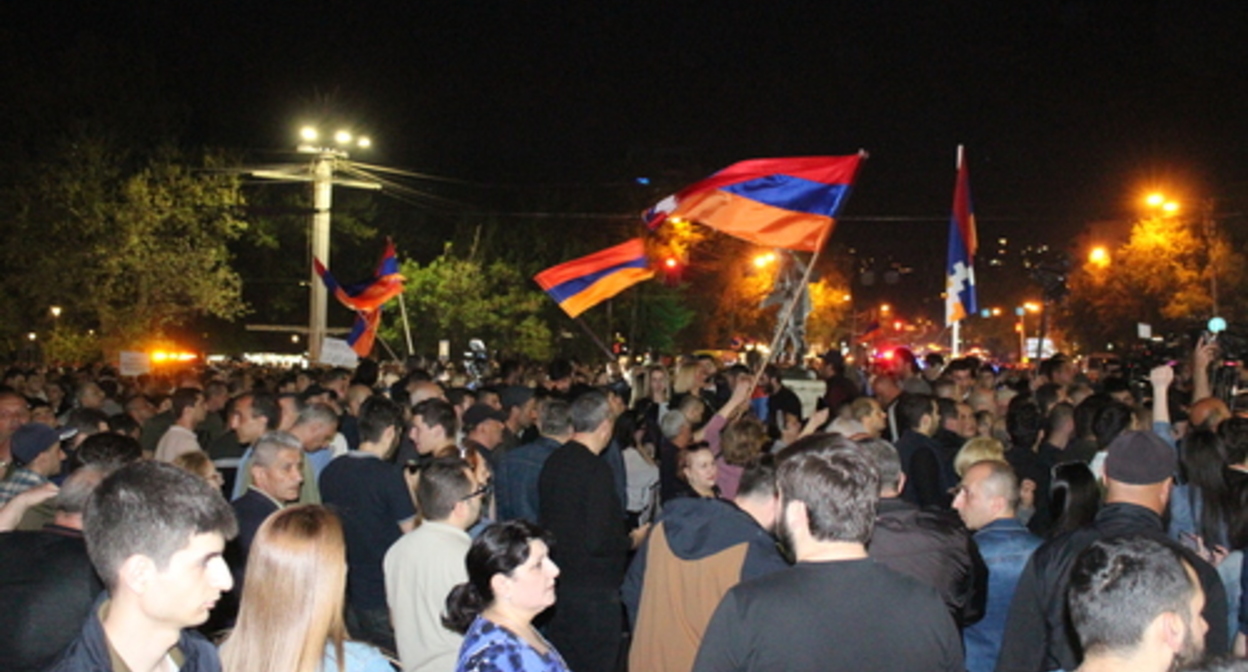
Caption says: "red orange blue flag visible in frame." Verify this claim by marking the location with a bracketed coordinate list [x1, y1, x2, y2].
[314, 238, 406, 356]
[945, 146, 979, 325]
[534, 238, 654, 318]
[643, 154, 864, 252]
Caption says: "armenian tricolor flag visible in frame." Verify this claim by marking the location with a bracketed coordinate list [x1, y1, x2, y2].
[643, 154, 864, 252]
[535, 239, 654, 318]
[314, 238, 406, 356]
[945, 146, 979, 326]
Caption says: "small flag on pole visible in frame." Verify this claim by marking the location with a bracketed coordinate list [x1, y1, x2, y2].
[643, 154, 864, 252]
[535, 239, 655, 318]
[314, 238, 406, 357]
[945, 146, 978, 326]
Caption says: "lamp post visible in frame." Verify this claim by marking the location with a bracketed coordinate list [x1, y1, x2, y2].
[295, 126, 374, 363]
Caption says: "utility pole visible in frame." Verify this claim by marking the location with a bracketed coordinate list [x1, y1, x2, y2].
[308, 151, 337, 365]
[252, 127, 379, 364]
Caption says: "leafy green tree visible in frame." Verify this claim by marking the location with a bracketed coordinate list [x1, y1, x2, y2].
[1062, 215, 1245, 350]
[381, 246, 554, 361]
[2, 138, 249, 354]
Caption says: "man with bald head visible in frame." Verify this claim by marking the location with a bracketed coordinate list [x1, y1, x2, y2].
[952, 460, 1041, 672]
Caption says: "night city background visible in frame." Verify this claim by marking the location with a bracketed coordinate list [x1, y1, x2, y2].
[4, 1, 1248, 364]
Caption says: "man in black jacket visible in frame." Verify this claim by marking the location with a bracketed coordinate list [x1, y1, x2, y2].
[860, 437, 987, 629]
[894, 393, 950, 509]
[995, 430, 1228, 672]
[539, 391, 649, 672]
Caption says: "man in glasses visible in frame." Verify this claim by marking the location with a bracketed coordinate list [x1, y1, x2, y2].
[386, 457, 484, 672]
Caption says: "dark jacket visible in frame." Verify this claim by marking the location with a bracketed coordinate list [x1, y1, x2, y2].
[995, 502, 1229, 672]
[538, 440, 630, 592]
[896, 431, 950, 510]
[45, 598, 222, 672]
[869, 498, 987, 629]
[0, 526, 102, 672]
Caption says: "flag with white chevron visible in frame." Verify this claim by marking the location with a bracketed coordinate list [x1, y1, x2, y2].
[945, 146, 978, 325]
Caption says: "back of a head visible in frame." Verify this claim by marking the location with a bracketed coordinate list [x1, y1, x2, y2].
[850, 397, 879, 422]
[1093, 401, 1135, 450]
[855, 437, 902, 494]
[954, 437, 1006, 477]
[1045, 401, 1075, 436]
[1005, 397, 1044, 449]
[569, 391, 611, 434]
[896, 393, 934, 432]
[444, 520, 553, 634]
[974, 459, 1022, 512]
[776, 433, 879, 544]
[660, 409, 690, 441]
[1218, 417, 1248, 466]
[721, 416, 766, 466]
[1050, 461, 1101, 536]
[223, 504, 347, 672]
[85, 461, 237, 591]
[1075, 393, 1114, 439]
[55, 464, 112, 515]
[538, 398, 573, 437]
[357, 395, 403, 445]
[735, 455, 778, 502]
[294, 402, 339, 431]
[936, 397, 959, 424]
[75, 432, 142, 470]
[1068, 536, 1196, 658]
[417, 457, 474, 521]
[65, 407, 109, 437]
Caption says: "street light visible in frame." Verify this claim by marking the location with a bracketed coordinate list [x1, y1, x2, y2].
[753, 252, 776, 268]
[880, 303, 891, 314]
[293, 124, 377, 363]
[50, 306, 62, 318]
[1088, 247, 1109, 268]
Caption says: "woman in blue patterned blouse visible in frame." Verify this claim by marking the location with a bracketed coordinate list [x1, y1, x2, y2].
[444, 520, 569, 672]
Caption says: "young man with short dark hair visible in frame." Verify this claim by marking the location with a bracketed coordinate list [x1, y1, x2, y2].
[47, 461, 237, 672]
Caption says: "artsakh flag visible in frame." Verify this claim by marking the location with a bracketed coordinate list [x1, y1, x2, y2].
[643, 154, 864, 252]
[534, 238, 654, 318]
[314, 238, 406, 356]
[945, 146, 979, 326]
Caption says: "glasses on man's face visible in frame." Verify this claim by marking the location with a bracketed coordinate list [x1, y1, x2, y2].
[461, 481, 493, 501]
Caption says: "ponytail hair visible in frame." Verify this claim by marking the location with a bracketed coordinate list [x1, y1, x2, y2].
[442, 520, 554, 633]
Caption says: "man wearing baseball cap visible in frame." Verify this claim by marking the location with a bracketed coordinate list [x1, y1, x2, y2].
[0, 423, 76, 506]
[460, 403, 509, 471]
[996, 430, 1228, 671]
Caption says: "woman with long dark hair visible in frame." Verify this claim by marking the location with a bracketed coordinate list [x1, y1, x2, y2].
[444, 520, 569, 672]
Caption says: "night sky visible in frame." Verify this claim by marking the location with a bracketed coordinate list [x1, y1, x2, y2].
[6, 1, 1248, 307]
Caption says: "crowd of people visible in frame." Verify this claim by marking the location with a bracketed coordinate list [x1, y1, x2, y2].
[1, 343, 1248, 671]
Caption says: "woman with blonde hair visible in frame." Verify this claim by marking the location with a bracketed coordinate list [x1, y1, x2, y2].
[671, 361, 704, 399]
[220, 505, 392, 672]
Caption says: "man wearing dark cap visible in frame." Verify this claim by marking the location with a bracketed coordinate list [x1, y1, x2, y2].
[0, 423, 75, 506]
[498, 385, 537, 452]
[996, 430, 1228, 671]
[461, 403, 508, 470]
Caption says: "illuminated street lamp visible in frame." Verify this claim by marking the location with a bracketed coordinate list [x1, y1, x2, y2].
[753, 252, 777, 268]
[880, 303, 891, 314]
[1088, 247, 1109, 268]
[284, 124, 380, 362]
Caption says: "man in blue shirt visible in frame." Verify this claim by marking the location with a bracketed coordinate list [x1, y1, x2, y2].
[494, 398, 571, 523]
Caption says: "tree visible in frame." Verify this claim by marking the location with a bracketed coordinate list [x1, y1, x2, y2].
[1062, 215, 1245, 351]
[1, 138, 249, 354]
[381, 246, 555, 361]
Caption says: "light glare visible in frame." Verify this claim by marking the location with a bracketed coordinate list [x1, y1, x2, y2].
[334, 130, 352, 144]
[300, 126, 318, 142]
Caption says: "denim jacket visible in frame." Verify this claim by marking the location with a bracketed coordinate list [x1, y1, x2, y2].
[962, 517, 1041, 672]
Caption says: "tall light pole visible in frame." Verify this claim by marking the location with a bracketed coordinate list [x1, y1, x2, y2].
[252, 126, 378, 363]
